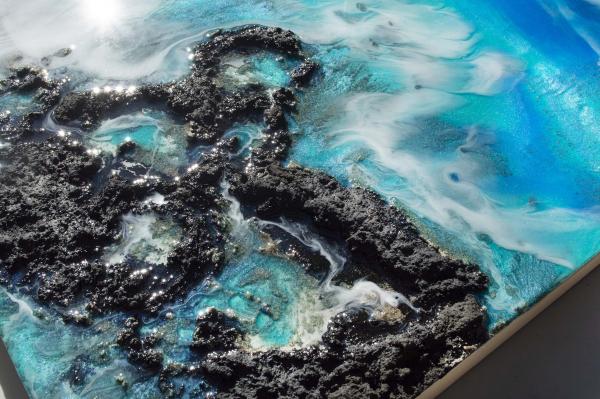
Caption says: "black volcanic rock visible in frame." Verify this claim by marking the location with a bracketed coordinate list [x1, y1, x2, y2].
[272, 87, 297, 110]
[206, 157, 490, 397]
[202, 296, 486, 399]
[0, 137, 227, 315]
[117, 316, 164, 370]
[191, 308, 243, 353]
[1, 66, 50, 94]
[210, 76, 488, 396]
[192, 25, 305, 71]
[258, 222, 331, 279]
[0, 24, 489, 399]
[0, 66, 62, 137]
[228, 163, 488, 309]
[53, 86, 168, 130]
[53, 25, 316, 145]
[290, 59, 319, 86]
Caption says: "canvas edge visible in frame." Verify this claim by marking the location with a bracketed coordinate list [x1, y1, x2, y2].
[418, 251, 600, 399]
[0, 338, 27, 399]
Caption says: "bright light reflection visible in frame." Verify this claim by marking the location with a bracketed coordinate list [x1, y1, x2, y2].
[82, 0, 122, 31]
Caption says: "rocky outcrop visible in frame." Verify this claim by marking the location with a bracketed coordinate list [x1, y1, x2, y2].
[229, 162, 488, 309]
[191, 308, 243, 353]
[117, 317, 163, 370]
[0, 24, 488, 399]
[202, 296, 486, 398]
[201, 137, 489, 398]
[0, 66, 62, 138]
[53, 25, 317, 144]
[0, 136, 227, 314]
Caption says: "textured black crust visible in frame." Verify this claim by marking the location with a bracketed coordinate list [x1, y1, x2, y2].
[191, 308, 244, 353]
[229, 164, 488, 308]
[117, 316, 164, 370]
[53, 25, 317, 144]
[201, 138, 488, 398]
[0, 136, 227, 317]
[202, 297, 486, 398]
[0, 25, 488, 398]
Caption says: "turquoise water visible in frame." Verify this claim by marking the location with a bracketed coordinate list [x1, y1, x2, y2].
[2, 0, 600, 397]
[0, 92, 38, 127]
[165, 249, 321, 349]
[219, 53, 296, 89]
[0, 290, 147, 398]
[0, 204, 323, 397]
[87, 110, 188, 176]
[285, 0, 600, 323]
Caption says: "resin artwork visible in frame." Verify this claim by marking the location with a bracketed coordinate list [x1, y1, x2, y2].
[1, 0, 600, 398]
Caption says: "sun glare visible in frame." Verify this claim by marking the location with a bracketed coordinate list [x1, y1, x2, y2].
[82, 0, 122, 31]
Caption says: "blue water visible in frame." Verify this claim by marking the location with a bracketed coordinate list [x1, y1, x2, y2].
[0, 92, 38, 127]
[86, 110, 188, 176]
[2, 0, 600, 397]
[220, 53, 297, 89]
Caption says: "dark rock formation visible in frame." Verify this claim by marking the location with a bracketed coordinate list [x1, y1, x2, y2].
[53, 25, 317, 144]
[191, 308, 243, 353]
[53, 88, 163, 130]
[290, 60, 319, 86]
[117, 316, 163, 370]
[0, 66, 62, 138]
[201, 144, 489, 398]
[0, 66, 52, 94]
[0, 25, 315, 316]
[258, 222, 331, 279]
[202, 296, 486, 398]
[0, 137, 227, 315]
[0, 23, 488, 399]
[158, 362, 205, 398]
[228, 162, 487, 309]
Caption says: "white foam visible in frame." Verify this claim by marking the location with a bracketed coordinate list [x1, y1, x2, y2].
[256, 218, 417, 346]
[221, 180, 248, 236]
[548, 0, 600, 61]
[2, 289, 36, 324]
[463, 52, 524, 95]
[284, 0, 522, 97]
[227, 124, 263, 156]
[143, 192, 167, 206]
[106, 212, 177, 265]
[89, 113, 160, 154]
[335, 87, 600, 267]
[107, 213, 155, 264]
[0, 0, 194, 81]
[87, 111, 187, 176]
[0, 0, 525, 89]
[76, 360, 136, 398]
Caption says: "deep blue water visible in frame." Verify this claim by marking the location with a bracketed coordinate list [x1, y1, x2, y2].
[2, 1, 600, 397]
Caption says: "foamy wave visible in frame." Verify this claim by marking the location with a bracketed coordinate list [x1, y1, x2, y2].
[0, 0, 193, 80]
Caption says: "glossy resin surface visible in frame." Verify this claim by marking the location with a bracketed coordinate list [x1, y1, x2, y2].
[0, 1, 599, 398]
